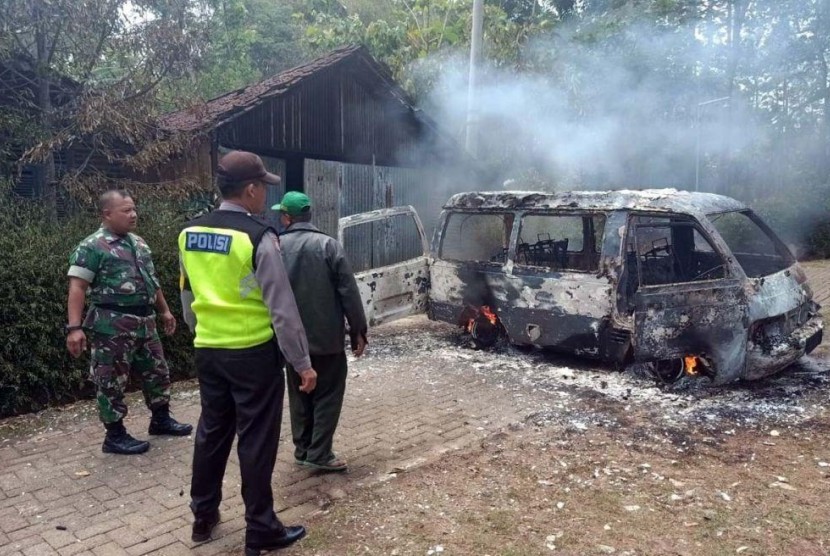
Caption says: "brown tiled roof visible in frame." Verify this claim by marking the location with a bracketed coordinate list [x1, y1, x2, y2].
[160, 45, 407, 132]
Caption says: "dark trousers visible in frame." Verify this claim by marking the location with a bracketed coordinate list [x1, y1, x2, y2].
[190, 340, 286, 540]
[285, 352, 348, 464]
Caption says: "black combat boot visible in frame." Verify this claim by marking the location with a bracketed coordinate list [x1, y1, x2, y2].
[148, 404, 193, 436]
[102, 420, 150, 455]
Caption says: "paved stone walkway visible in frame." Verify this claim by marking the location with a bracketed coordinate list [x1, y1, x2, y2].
[2, 261, 829, 556]
[0, 318, 533, 556]
[801, 261, 830, 318]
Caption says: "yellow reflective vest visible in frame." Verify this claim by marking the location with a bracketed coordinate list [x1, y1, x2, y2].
[179, 211, 275, 349]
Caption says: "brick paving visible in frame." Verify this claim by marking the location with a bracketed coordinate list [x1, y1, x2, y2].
[801, 260, 830, 318]
[2, 261, 829, 556]
[0, 320, 532, 556]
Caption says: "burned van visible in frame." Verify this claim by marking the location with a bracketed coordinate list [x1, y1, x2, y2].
[339, 189, 823, 384]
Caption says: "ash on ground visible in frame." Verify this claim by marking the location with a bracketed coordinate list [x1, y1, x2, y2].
[351, 316, 830, 438]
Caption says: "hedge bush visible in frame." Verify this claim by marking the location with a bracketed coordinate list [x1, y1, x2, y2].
[0, 186, 195, 417]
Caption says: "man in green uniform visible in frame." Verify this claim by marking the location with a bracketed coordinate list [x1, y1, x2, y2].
[274, 191, 368, 472]
[66, 190, 192, 456]
[180, 151, 314, 552]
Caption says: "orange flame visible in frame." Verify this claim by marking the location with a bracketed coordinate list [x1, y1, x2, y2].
[465, 305, 499, 332]
[684, 356, 698, 376]
[480, 305, 498, 325]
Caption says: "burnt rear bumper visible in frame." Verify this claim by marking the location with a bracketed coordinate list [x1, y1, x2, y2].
[744, 315, 824, 380]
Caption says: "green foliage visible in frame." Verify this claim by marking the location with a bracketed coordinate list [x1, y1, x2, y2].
[301, 0, 546, 99]
[161, 0, 317, 105]
[1, 0, 212, 194]
[0, 182, 195, 417]
[749, 181, 830, 259]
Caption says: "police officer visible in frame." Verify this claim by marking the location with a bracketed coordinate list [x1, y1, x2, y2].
[66, 190, 193, 456]
[274, 192, 368, 472]
[179, 151, 314, 553]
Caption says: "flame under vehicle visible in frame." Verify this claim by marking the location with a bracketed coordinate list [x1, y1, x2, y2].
[339, 189, 823, 384]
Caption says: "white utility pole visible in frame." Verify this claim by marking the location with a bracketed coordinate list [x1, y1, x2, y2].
[465, 0, 484, 157]
[695, 96, 730, 192]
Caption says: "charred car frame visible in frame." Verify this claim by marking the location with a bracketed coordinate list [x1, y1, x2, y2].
[340, 189, 823, 384]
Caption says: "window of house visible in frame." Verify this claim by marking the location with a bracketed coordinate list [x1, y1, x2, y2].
[515, 214, 605, 272]
[440, 212, 514, 264]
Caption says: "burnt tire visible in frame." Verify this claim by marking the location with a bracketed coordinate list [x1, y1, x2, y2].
[469, 319, 502, 349]
[651, 358, 685, 383]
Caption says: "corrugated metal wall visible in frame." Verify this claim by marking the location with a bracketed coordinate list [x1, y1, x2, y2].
[340, 162, 377, 214]
[338, 163, 375, 272]
[374, 166, 427, 263]
[336, 162, 449, 230]
[217, 66, 430, 167]
[260, 155, 286, 210]
[216, 147, 286, 223]
[306, 157, 466, 267]
[304, 159, 341, 237]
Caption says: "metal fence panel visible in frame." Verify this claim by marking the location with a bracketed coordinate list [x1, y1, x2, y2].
[339, 162, 374, 270]
[340, 162, 375, 216]
[262, 155, 286, 227]
[305, 159, 341, 237]
[377, 165, 448, 256]
[328, 160, 472, 268]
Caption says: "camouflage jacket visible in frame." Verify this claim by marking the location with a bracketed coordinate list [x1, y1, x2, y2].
[68, 227, 161, 336]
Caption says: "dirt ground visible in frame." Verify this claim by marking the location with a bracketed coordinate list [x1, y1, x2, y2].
[283, 319, 830, 556]
[2, 316, 828, 556]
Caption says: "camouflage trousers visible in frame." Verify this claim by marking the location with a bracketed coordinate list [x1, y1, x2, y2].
[89, 331, 172, 424]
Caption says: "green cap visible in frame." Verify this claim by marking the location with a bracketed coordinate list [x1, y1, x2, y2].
[271, 191, 311, 215]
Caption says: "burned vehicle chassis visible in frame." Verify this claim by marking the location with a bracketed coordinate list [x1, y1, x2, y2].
[425, 190, 823, 385]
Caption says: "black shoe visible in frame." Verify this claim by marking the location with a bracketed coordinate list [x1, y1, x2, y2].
[148, 405, 193, 436]
[245, 526, 306, 555]
[102, 421, 150, 455]
[191, 510, 220, 543]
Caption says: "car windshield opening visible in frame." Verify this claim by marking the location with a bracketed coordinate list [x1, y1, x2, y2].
[708, 210, 792, 278]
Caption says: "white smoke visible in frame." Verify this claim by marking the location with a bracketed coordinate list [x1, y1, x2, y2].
[417, 20, 766, 193]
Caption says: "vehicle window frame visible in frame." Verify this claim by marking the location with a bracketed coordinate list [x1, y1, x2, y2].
[513, 210, 607, 274]
[627, 212, 731, 290]
[339, 207, 429, 274]
[706, 209, 795, 270]
[437, 210, 516, 267]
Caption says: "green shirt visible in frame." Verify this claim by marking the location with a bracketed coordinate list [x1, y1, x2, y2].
[68, 227, 160, 307]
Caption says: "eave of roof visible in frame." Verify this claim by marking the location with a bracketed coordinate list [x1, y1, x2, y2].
[160, 45, 412, 133]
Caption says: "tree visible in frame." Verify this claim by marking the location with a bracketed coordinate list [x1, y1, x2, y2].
[163, 0, 315, 103]
[0, 0, 207, 202]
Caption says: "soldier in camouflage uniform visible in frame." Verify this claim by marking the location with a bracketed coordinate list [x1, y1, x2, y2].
[66, 190, 192, 455]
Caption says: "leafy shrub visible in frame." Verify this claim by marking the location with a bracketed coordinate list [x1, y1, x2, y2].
[0, 184, 195, 417]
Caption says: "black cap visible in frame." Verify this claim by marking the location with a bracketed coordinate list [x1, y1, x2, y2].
[217, 151, 280, 184]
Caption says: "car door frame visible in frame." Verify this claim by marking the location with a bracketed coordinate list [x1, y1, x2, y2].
[338, 205, 430, 327]
[626, 211, 749, 381]
[503, 209, 614, 352]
